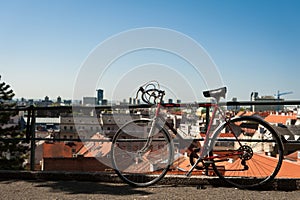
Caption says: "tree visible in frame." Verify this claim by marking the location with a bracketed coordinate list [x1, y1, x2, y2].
[0, 76, 28, 169]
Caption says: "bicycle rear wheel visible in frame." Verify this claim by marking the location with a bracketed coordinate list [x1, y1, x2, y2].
[211, 116, 283, 189]
[111, 119, 174, 187]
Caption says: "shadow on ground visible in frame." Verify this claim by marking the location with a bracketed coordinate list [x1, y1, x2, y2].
[36, 180, 154, 196]
[0, 179, 153, 196]
[206, 178, 300, 191]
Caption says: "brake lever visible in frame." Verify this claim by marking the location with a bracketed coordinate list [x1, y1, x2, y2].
[135, 87, 144, 100]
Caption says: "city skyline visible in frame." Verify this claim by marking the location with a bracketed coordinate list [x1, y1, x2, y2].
[1, 1, 299, 101]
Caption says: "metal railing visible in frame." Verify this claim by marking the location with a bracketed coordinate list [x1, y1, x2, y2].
[1, 100, 300, 171]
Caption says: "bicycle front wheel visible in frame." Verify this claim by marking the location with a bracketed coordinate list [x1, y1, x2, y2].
[111, 119, 174, 187]
[211, 116, 283, 189]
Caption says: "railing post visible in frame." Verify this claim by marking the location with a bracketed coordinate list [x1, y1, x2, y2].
[30, 107, 36, 171]
[25, 106, 32, 143]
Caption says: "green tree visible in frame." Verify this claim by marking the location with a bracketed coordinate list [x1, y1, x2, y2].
[0, 76, 28, 169]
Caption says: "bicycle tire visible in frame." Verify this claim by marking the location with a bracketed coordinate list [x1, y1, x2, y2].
[211, 116, 283, 189]
[111, 119, 174, 187]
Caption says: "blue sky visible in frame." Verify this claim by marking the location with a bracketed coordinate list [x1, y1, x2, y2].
[1, 0, 299, 101]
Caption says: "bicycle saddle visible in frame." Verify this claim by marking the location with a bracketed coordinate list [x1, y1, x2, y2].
[203, 86, 227, 100]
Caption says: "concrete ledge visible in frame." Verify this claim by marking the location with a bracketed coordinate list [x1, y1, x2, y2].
[0, 170, 299, 191]
[0, 170, 120, 183]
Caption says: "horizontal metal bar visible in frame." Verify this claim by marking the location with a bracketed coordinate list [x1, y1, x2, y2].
[213, 138, 277, 142]
[1, 100, 300, 112]
[222, 100, 300, 106]
[179, 138, 280, 143]
[0, 137, 112, 143]
[1, 137, 300, 144]
[114, 138, 168, 142]
[0, 138, 29, 142]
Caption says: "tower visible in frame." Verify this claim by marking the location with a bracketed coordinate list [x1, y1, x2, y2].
[96, 89, 104, 105]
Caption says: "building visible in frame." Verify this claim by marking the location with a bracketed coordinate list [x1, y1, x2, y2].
[57, 96, 62, 104]
[96, 89, 104, 105]
[35, 117, 60, 131]
[100, 112, 142, 138]
[83, 97, 97, 106]
[59, 113, 102, 139]
[40, 140, 111, 172]
[251, 92, 284, 112]
[227, 97, 240, 112]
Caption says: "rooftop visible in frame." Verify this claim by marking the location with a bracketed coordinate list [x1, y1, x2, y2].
[265, 114, 297, 124]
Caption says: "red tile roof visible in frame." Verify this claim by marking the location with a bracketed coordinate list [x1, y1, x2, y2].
[77, 133, 111, 157]
[172, 153, 300, 178]
[264, 114, 297, 124]
[278, 159, 300, 178]
[236, 111, 256, 117]
[285, 151, 300, 162]
[43, 142, 83, 158]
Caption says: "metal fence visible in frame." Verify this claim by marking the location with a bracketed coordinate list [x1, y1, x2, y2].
[1, 100, 300, 171]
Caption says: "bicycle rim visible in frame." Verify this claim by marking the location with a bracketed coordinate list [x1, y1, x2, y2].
[111, 119, 173, 187]
[211, 116, 283, 189]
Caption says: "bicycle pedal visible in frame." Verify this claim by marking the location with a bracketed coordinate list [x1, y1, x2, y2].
[203, 160, 214, 164]
[177, 167, 188, 172]
[212, 159, 228, 163]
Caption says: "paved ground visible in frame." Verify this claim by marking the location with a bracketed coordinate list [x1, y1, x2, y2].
[1, 180, 300, 200]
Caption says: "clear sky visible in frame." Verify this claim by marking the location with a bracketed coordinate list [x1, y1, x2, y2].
[1, 0, 299, 102]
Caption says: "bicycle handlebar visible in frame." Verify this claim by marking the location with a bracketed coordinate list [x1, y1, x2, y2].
[136, 81, 165, 104]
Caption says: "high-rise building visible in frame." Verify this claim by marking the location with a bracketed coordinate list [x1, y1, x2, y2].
[97, 89, 104, 105]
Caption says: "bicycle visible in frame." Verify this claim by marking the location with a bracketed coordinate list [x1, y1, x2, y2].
[110, 81, 283, 189]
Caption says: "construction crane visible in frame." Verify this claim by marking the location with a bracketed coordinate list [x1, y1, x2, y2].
[274, 90, 293, 100]
[274, 90, 293, 112]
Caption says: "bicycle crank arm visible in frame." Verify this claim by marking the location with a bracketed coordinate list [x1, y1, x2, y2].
[186, 158, 202, 177]
[186, 167, 194, 177]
